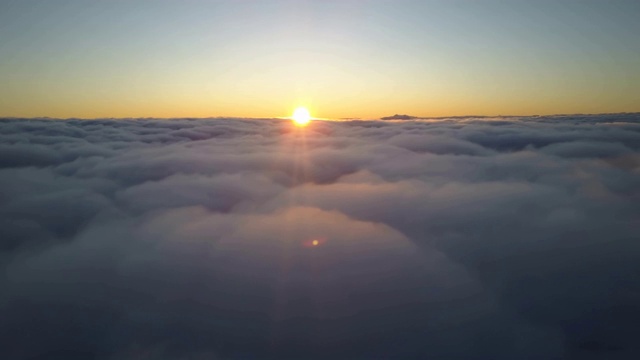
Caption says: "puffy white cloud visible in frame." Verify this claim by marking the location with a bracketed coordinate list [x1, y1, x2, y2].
[0, 114, 639, 359]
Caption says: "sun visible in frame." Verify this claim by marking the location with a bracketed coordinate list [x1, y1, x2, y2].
[292, 107, 311, 126]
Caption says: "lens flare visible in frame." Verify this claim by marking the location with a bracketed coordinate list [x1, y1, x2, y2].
[304, 238, 326, 248]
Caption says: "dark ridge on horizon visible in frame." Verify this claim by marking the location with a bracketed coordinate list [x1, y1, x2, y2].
[381, 114, 420, 120]
[380, 112, 640, 121]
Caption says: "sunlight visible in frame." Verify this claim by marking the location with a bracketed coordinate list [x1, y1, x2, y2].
[292, 107, 311, 126]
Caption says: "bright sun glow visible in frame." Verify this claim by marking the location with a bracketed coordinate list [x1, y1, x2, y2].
[312, 240, 319, 246]
[292, 107, 311, 126]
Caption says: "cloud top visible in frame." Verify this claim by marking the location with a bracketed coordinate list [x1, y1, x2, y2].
[1, 114, 639, 359]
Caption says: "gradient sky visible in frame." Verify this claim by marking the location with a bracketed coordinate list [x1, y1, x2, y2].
[1, 0, 639, 119]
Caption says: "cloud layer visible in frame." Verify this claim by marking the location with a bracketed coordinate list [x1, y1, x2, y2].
[1, 114, 639, 359]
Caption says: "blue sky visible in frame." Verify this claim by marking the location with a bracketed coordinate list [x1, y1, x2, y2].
[1, 0, 639, 118]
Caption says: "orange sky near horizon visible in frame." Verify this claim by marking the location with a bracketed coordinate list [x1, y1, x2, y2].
[1, 1, 639, 119]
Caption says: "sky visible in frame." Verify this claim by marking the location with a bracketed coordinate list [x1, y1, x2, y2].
[1, 0, 640, 118]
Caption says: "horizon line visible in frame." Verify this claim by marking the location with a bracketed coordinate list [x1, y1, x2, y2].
[1, 111, 639, 121]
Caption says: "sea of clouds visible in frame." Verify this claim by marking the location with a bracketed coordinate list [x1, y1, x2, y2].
[1, 114, 639, 359]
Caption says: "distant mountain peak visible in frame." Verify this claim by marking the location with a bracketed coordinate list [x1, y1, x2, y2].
[381, 114, 418, 120]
